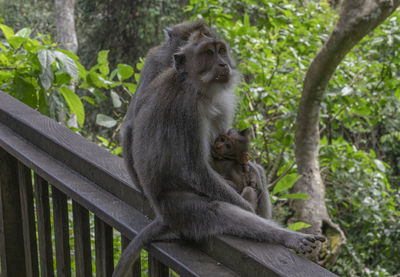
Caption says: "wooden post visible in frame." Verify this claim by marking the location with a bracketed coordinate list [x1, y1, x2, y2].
[95, 216, 114, 277]
[34, 174, 55, 277]
[73, 201, 92, 276]
[18, 162, 39, 277]
[52, 186, 71, 277]
[149, 255, 169, 277]
[0, 148, 27, 276]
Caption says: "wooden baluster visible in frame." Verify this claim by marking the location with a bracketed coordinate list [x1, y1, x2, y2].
[95, 216, 114, 277]
[0, 148, 27, 276]
[148, 254, 169, 277]
[18, 162, 39, 277]
[72, 201, 92, 277]
[34, 174, 55, 277]
[52, 186, 71, 277]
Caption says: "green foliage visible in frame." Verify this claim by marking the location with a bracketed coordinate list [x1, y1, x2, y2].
[272, 173, 300, 195]
[188, 0, 400, 276]
[288, 221, 311, 231]
[0, 21, 135, 132]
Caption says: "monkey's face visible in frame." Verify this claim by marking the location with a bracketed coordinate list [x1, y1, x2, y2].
[173, 37, 235, 86]
[212, 129, 250, 163]
[195, 41, 232, 84]
[212, 134, 236, 159]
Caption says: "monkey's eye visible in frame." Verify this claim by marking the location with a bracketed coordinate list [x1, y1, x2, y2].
[220, 137, 225, 142]
[206, 49, 214, 56]
[219, 47, 226, 55]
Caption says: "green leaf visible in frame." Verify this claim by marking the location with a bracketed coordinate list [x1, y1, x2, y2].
[58, 86, 85, 127]
[15, 27, 31, 38]
[288, 222, 311, 231]
[0, 53, 8, 66]
[93, 89, 108, 103]
[55, 51, 79, 81]
[272, 173, 301, 195]
[56, 48, 80, 61]
[244, 13, 250, 29]
[96, 114, 117, 128]
[38, 90, 50, 116]
[123, 82, 136, 94]
[55, 71, 72, 85]
[117, 64, 134, 81]
[87, 72, 108, 88]
[0, 24, 14, 41]
[110, 90, 122, 108]
[23, 38, 41, 53]
[374, 159, 386, 172]
[341, 86, 352, 96]
[97, 50, 110, 75]
[97, 51, 109, 64]
[96, 136, 109, 144]
[279, 193, 309, 200]
[8, 36, 25, 49]
[82, 96, 96, 106]
[282, 135, 292, 147]
[13, 76, 37, 109]
[110, 68, 118, 80]
[395, 87, 400, 101]
[37, 49, 56, 91]
[134, 73, 140, 83]
[0, 71, 13, 82]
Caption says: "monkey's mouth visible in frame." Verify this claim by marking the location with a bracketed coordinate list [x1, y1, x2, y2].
[215, 74, 229, 82]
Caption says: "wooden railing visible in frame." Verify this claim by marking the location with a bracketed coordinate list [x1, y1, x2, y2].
[0, 90, 337, 277]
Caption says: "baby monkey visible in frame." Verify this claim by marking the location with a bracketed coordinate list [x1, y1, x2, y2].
[212, 128, 272, 218]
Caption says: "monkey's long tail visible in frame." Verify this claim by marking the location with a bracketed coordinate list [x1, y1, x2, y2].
[113, 219, 169, 277]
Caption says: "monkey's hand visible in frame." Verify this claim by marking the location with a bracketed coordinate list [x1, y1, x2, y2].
[235, 196, 255, 213]
[198, 167, 256, 213]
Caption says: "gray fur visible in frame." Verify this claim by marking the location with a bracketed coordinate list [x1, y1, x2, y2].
[248, 161, 272, 219]
[114, 29, 324, 277]
[122, 20, 213, 193]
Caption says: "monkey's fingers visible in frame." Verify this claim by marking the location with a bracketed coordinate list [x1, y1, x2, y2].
[305, 234, 325, 243]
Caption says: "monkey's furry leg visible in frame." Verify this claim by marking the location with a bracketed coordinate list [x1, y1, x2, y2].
[213, 202, 325, 253]
[113, 219, 170, 277]
[161, 192, 325, 253]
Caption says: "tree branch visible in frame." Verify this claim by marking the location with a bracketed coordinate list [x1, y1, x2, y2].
[296, 0, 399, 171]
[293, 0, 399, 264]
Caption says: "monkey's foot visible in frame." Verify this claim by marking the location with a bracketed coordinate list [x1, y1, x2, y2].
[284, 233, 325, 254]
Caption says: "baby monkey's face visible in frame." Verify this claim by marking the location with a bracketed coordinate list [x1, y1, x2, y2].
[212, 128, 250, 163]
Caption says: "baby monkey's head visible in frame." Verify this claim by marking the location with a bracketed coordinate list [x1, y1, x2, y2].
[212, 128, 251, 164]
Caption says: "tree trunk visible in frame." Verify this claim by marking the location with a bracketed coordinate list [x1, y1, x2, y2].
[293, 0, 399, 267]
[55, 0, 78, 54]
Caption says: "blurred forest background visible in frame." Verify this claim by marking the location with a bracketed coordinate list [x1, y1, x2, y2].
[0, 0, 399, 276]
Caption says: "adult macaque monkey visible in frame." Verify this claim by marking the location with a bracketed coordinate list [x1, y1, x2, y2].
[114, 29, 325, 276]
[122, 19, 213, 191]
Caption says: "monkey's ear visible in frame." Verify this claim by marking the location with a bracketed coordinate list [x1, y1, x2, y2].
[240, 128, 250, 137]
[173, 53, 186, 74]
[163, 27, 173, 39]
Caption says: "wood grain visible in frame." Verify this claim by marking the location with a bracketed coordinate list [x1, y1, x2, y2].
[18, 162, 39, 277]
[34, 173, 54, 277]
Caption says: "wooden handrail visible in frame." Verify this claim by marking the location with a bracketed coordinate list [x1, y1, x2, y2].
[0, 90, 337, 276]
